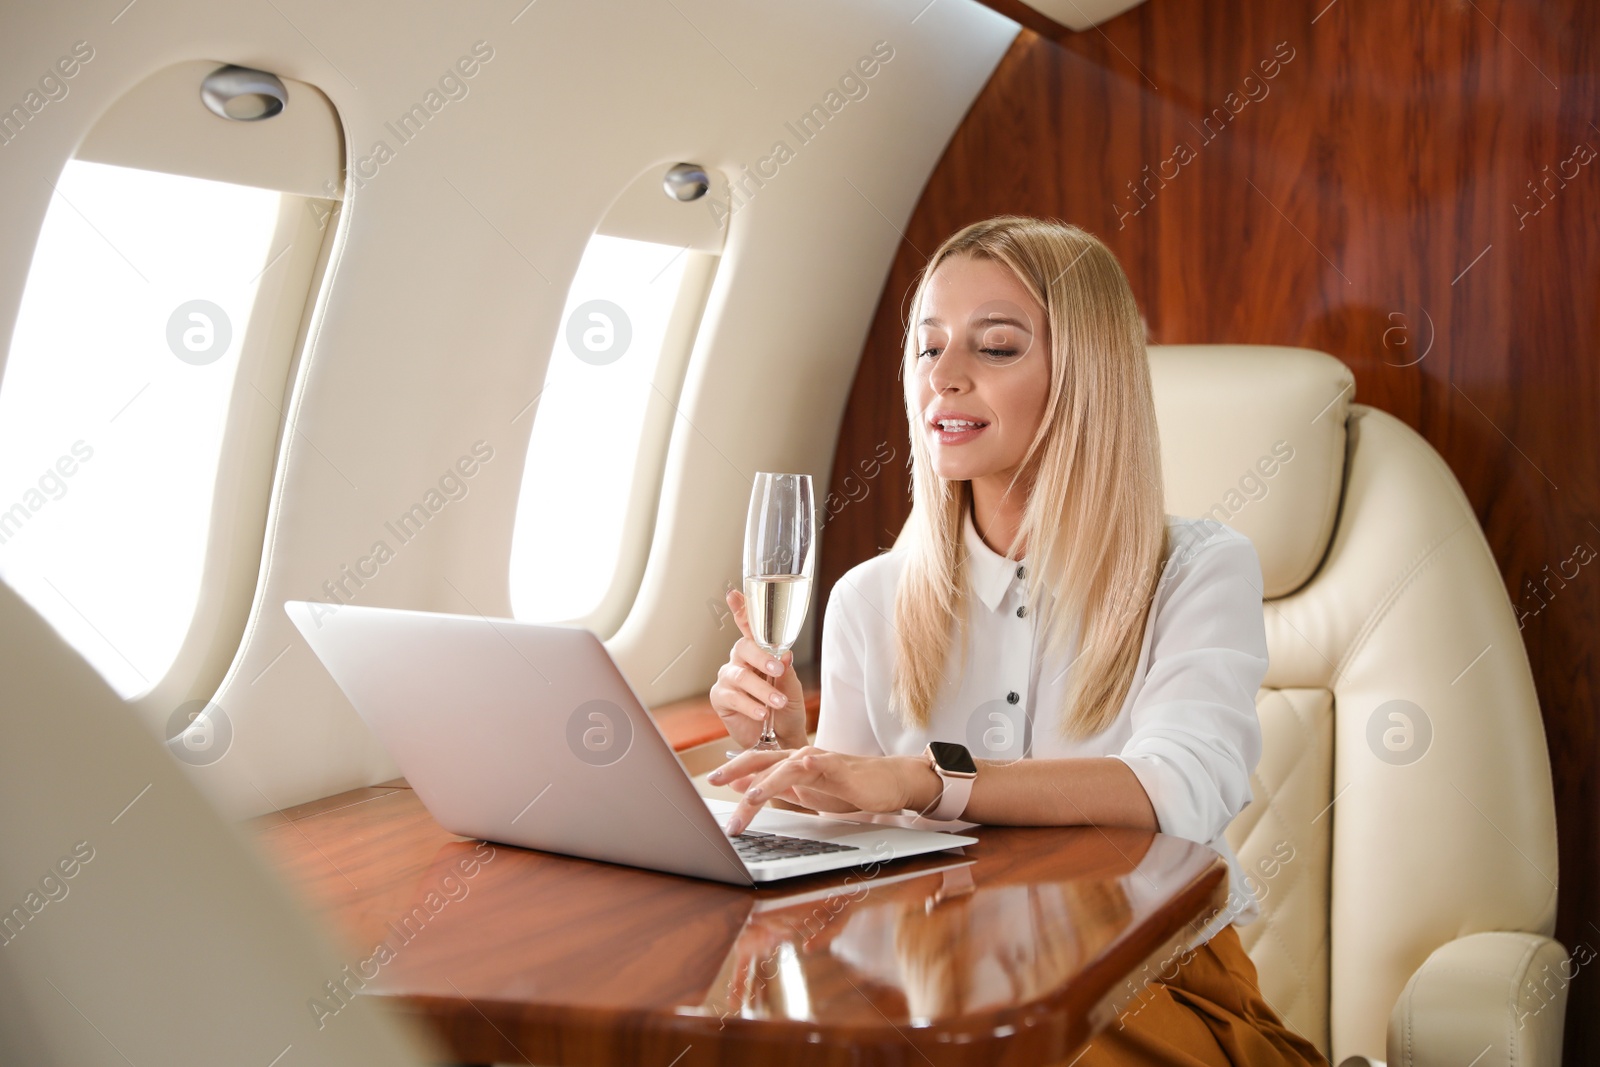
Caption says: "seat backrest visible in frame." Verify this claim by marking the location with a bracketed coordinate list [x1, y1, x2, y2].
[0, 580, 438, 1066]
[1147, 344, 1347, 1058]
[1159, 344, 1557, 1064]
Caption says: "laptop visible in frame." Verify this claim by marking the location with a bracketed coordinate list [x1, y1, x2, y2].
[283, 600, 978, 884]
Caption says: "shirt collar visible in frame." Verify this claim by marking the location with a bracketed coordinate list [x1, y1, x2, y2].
[962, 504, 1023, 613]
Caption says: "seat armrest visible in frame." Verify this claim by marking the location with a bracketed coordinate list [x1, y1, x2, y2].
[1386, 932, 1570, 1067]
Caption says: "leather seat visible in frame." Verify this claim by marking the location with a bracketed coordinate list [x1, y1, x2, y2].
[0, 581, 437, 1066]
[1143, 345, 1565, 1065]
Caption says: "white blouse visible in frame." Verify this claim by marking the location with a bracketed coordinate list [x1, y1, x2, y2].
[815, 504, 1269, 938]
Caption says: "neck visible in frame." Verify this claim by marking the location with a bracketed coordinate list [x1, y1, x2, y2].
[970, 478, 1026, 559]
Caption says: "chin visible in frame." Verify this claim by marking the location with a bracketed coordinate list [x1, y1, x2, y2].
[930, 460, 980, 482]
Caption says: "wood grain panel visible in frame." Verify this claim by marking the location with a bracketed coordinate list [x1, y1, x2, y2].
[823, 2, 1599, 1062]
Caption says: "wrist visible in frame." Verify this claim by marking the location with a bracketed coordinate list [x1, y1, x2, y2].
[900, 754, 944, 814]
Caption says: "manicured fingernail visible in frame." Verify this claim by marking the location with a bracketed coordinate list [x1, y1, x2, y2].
[747, 787, 761, 799]
[766, 659, 780, 673]
[725, 819, 741, 835]
[708, 770, 722, 782]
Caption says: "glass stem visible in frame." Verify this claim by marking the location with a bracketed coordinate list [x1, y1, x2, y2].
[757, 665, 781, 748]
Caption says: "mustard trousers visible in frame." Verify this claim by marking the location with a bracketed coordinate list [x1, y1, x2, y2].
[1074, 923, 1330, 1067]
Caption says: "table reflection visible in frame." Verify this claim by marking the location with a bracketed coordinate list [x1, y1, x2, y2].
[688, 828, 1191, 1028]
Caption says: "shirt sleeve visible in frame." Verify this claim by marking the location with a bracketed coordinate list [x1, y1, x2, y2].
[815, 574, 884, 756]
[1108, 526, 1268, 845]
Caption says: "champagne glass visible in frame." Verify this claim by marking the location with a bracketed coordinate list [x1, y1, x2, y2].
[742, 472, 816, 751]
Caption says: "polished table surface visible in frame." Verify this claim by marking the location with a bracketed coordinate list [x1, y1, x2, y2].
[249, 781, 1229, 1066]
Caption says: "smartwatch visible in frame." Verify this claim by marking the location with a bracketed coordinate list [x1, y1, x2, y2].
[921, 741, 977, 820]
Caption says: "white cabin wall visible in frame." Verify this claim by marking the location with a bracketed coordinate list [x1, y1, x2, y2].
[0, 1, 1020, 818]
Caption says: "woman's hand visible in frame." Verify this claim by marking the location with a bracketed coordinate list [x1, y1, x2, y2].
[708, 746, 940, 836]
[708, 588, 807, 751]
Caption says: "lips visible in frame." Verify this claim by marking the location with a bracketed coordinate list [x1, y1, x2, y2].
[927, 411, 990, 431]
[930, 420, 989, 445]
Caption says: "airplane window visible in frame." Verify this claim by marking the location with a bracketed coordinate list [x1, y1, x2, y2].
[509, 233, 709, 623]
[0, 159, 295, 698]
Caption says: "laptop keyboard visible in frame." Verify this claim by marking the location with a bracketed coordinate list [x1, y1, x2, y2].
[731, 829, 861, 864]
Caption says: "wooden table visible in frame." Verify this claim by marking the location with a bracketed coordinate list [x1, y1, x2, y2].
[250, 781, 1229, 1066]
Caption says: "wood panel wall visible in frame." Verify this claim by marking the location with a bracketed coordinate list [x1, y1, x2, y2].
[820, 1, 1599, 1061]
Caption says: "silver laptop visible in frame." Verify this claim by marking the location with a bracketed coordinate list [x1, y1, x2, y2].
[283, 600, 978, 884]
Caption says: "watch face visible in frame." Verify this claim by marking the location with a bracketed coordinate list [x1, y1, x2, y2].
[929, 740, 977, 775]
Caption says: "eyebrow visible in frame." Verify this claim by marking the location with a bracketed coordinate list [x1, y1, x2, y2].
[918, 314, 1034, 332]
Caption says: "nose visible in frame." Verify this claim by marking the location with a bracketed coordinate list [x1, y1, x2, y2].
[926, 344, 972, 397]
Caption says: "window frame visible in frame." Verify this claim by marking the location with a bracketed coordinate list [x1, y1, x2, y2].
[508, 163, 728, 637]
[0, 60, 345, 730]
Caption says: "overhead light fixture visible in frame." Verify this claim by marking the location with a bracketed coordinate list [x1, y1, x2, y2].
[662, 163, 710, 202]
[200, 65, 287, 121]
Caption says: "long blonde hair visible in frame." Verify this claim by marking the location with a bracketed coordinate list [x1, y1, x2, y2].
[892, 215, 1168, 741]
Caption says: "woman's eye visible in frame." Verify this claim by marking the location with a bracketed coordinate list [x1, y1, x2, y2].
[916, 347, 1017, 360]
[915, 347, 1011, 363]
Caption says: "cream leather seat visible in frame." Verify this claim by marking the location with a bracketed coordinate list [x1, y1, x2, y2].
[1144, 345, 1564, 1066]
[0, 581, 438, 1066]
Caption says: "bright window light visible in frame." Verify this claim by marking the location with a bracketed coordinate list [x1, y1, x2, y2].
[509, 234, 693, 622]
[0, 159, 282, 699]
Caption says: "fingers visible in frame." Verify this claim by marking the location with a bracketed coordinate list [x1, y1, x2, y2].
[741, 752, 826, 806]
[723, 789, 769, 838]
[721, 750, 832, 836]
[719, 772, 792, 796]
[714, 588, 799, 742]
[714, 660, 786, 723]
[738, 634, 788, 680]
[712, 667, 769, 723]
[726, 587, 755, 644]
[728, 590, 793, 678]
[709, 746, 789, 786]
[712, 635, 790, 724]
[710, 748, 800, 837]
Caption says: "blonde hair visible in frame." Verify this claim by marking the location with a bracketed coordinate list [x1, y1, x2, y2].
[892, 215, 1168, 741]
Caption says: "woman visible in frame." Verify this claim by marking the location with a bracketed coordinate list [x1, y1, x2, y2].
[707, 215, 1328, 1066]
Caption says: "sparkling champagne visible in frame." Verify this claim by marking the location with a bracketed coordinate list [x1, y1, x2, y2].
[742, 574, 811, 654]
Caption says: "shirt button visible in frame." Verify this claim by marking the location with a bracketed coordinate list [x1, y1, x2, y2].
[1006, 691, 1019, 704]
[1016, 565, 1025, 579]
[1016, 605, 1027, 617]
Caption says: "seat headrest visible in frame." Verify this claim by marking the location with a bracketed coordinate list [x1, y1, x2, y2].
[1148, 345, 1353, 598]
